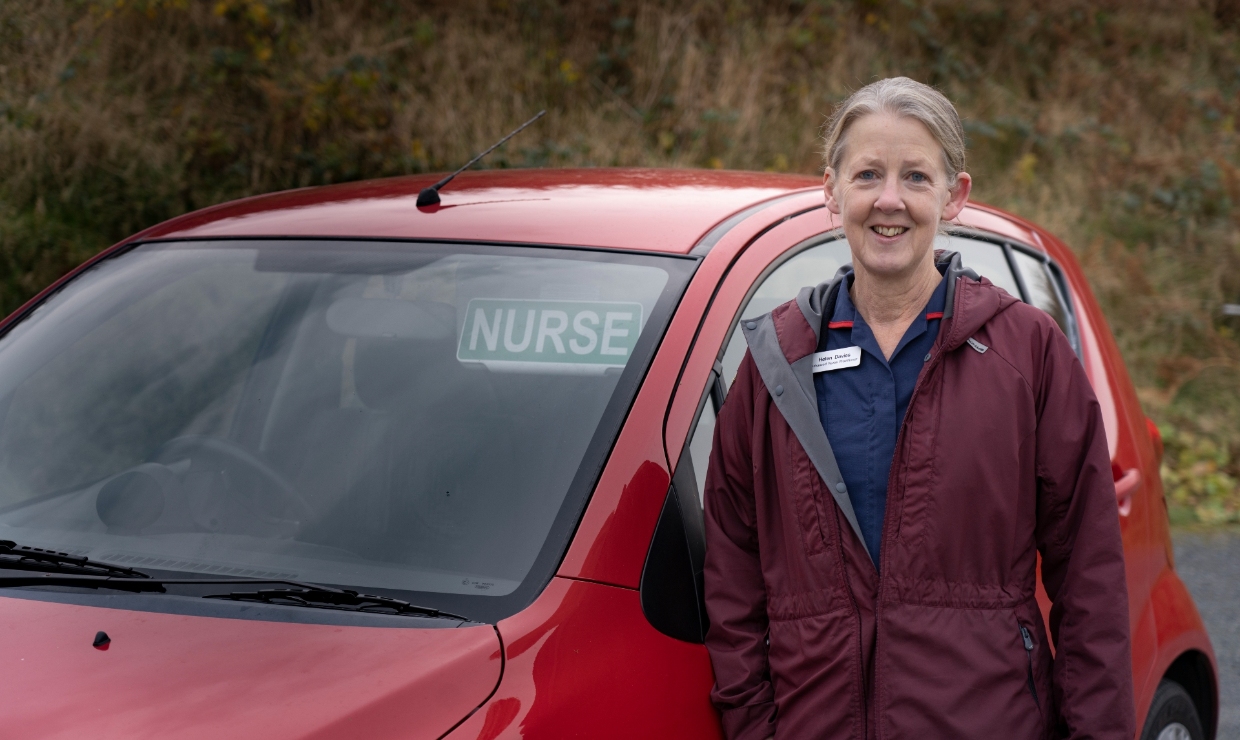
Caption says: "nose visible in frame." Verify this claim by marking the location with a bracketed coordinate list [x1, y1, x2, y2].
[874, 176, 904, 213]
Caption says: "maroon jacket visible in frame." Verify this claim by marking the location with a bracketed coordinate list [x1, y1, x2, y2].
[703, 256, 1134, 739]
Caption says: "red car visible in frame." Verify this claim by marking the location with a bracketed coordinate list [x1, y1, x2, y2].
[0, 169, 1217, 739]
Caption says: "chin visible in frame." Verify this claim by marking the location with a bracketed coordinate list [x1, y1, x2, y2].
[853, 242, 931, 278]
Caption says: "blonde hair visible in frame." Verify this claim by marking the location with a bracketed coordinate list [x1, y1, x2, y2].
[821, 77, 966, 182]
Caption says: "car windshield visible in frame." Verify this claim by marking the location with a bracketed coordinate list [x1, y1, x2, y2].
[0, 240, 690, 620]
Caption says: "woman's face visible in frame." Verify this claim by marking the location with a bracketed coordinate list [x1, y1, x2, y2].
[823, 113, 972, 281]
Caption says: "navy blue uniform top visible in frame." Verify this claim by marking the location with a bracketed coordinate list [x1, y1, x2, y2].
[814, 273, 947, 570]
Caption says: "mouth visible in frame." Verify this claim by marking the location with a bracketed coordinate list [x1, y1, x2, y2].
[871, 225, 909, 238]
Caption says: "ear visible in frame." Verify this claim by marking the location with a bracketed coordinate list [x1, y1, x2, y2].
[822, 168, 842, 215]
[941, 171, 972, 221]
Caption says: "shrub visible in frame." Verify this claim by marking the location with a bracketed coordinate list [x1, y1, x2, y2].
[1161, 424, 1240, 525]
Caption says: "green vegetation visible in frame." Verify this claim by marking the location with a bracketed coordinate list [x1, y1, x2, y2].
[2, 0, 1238, 520]
[1162, 424, 1240, 525]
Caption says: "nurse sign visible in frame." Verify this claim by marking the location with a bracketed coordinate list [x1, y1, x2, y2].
[457, 298, 643, 370]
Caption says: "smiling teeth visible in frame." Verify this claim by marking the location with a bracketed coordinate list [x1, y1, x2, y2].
[874, 226, 907, 237]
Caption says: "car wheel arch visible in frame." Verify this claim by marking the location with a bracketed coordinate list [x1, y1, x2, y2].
[1161, 650, 1218, 740]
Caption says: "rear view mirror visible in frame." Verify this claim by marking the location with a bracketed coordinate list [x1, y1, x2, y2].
[326, 298, 455, 340]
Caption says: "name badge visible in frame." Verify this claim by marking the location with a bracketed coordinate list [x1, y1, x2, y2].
[812, 346, 861, 372]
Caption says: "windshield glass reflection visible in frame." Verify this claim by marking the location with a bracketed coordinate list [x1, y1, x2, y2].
[0, 241, 674, 601]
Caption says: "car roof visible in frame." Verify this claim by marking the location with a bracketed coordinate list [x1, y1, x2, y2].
[137, 168, 819, 254]
[134, 167, 1043, 255]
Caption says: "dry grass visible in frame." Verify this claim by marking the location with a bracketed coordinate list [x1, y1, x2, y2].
[2, 0, 1239, 516]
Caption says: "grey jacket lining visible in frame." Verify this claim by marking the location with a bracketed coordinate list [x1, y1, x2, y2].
[741, 311, 870, 565]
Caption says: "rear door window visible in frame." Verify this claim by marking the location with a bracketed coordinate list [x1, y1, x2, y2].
[1009, 249, 1073, 339]
[945, 236, 1023, 298]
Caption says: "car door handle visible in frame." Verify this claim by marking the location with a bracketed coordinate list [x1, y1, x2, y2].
[1113, 468, 1140, 517]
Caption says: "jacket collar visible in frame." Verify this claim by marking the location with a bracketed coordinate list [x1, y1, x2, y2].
[794, 250, 996, 363]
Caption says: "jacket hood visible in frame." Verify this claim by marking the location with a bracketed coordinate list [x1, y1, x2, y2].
[792, 250, 1020, 361]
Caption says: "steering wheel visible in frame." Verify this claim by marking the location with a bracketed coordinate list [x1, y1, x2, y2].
[154, 436, 310, 523]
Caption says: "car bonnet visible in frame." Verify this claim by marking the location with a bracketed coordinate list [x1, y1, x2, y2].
[0, 593, 500, 739]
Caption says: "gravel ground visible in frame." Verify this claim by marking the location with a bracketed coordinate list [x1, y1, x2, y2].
[1172, 528, 1240, 739]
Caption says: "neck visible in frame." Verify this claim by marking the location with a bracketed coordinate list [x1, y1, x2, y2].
[850, 254, 941, 329]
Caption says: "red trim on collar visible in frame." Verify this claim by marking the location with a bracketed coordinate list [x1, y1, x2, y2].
[829, 313, 938, 330]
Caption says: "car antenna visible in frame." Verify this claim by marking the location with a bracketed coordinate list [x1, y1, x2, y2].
[416, 110, 547, 208]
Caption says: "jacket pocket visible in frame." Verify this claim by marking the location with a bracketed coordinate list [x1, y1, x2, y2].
[877, 604, 1047, 739]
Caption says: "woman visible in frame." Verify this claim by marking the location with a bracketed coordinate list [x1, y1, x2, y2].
[703, 77, 1133, 739]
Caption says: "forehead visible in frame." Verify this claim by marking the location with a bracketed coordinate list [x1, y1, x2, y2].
[840, 113, 942, 166]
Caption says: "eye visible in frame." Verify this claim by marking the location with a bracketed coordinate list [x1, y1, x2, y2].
[908, 171, 929, 184]
[856, 170, 878, 181]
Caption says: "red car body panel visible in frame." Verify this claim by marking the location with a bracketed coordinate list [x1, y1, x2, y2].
[0, 168, 1216, 738]
[1, 596, 501, 739]
[447, 576, 722, 739]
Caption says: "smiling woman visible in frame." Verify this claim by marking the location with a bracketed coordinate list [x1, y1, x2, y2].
[702, 77, 1136, 740]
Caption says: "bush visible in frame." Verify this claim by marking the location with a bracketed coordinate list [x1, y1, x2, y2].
[1161, 425, 1240, 525]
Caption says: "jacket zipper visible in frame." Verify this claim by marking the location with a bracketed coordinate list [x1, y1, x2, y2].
[1019, 623, 1040, 709]
[870, 306, 952, 740]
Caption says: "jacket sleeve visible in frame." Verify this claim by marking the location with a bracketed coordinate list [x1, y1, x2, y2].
[1033, 323, 1135, 739]
[703, 353, 777, 740]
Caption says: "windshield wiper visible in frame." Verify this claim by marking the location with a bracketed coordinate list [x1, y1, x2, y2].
[0, 570, 468, 621]
[0, 540, 152, 578]
[204, 587, 468, 620]
[0, 573, 168, 592]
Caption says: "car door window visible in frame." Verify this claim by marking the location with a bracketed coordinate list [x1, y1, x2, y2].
[718, 239, 853, 388]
